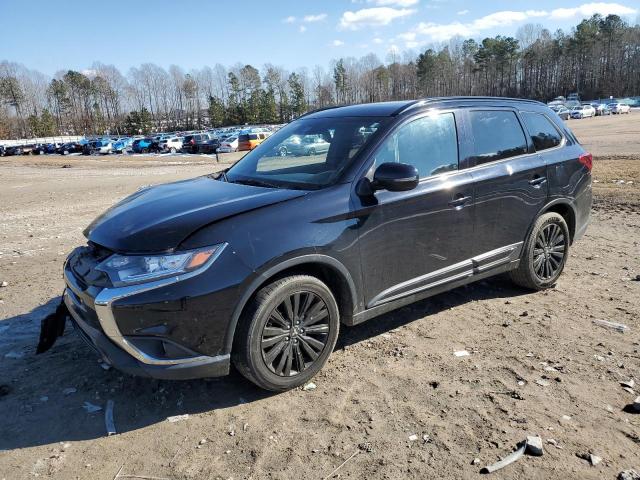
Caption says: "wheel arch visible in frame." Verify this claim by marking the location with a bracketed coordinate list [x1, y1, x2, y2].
[537, 199, 577, 244]
[224, 255, 358, 353]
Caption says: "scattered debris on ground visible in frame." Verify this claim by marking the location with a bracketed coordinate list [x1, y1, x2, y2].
[593, 319, 630, 333]
[480, 435, 544, 473]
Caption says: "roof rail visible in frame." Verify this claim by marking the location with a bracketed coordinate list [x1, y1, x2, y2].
[397, 96, 545, 115]
[298, 104, 346, 119]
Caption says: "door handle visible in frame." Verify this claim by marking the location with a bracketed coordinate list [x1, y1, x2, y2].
[529, 176, 547, 186]
[449, 195, 472, 208]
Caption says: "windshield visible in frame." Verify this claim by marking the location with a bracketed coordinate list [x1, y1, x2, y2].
[226, 116, 387, 190]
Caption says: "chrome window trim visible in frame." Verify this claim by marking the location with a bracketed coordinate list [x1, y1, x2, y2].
[66, 243, 228, 366]
[461, 136, 567, 174]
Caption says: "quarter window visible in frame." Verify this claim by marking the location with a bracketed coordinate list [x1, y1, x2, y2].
[373, 113, 459, 179]
[521, 112, 563, 151]
[468, 111, 528, 164]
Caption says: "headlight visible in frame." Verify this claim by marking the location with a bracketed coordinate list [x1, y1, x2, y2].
[96, 244, 225, 287]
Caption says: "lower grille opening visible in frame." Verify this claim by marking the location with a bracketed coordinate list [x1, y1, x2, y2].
[126, 337, 202, 361]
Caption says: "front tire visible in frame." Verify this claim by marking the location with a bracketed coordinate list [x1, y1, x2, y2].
[233, 275, 340, 391]
[509, 212, 570, 290]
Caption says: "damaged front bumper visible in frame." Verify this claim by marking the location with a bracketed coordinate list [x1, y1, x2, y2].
[58, 261, 230, 380]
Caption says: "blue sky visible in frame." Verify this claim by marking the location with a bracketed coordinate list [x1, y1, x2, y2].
[1, 0, 638, 74]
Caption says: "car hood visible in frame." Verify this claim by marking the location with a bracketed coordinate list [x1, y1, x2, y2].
[84, 176, 307, 253]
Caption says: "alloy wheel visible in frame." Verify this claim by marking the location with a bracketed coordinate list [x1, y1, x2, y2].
[533, 223, 566, 281]
[260, 291, 331, 377]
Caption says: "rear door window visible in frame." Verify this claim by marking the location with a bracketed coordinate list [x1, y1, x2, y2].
[521, 112, 563, 151]
[468, 110, 528, 164]
[373, 112, 459, 179]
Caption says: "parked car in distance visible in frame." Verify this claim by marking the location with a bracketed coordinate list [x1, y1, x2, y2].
[197, 137, 222, 154]
[279, 134, 331, 156]
[83, 139, 110, 155]
[4, 145, 24, 156]
[51, 97, 592, 391]
[570, 105, 595, 119]
[57, 142, 83, 155]
[550, 105, 571, 120]
[610, 103, 631, 114]
[0, 145, 4, 156]
[112, 138, 133, 154]
[592, 104, 611, 116]
[97, 141, 114, 155]
[131, 138, 153, 153]
[21, 144, 36, 155]
[237, 132, 269, 151]
[158, 136, 183, 153]
[182, 133, 211, 153]
[217, 136, 238, 153]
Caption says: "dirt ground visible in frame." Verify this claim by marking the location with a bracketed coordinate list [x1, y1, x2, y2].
[0, 114, 639, 480]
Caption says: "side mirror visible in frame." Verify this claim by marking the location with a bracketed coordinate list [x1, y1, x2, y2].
[372, 162, 419, 192]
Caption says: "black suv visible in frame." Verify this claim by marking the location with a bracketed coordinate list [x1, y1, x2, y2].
[182, 133, 211, 154]
[48, 97, 592, 391]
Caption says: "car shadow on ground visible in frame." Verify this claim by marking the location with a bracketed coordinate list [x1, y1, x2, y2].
[0, 276, 532, 451]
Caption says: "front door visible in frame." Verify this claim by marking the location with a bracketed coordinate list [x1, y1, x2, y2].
[353, 111, 476, 309]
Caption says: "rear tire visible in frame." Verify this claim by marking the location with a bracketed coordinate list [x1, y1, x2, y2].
[509, 212, 570, 290]
[232, 275, 340, 391]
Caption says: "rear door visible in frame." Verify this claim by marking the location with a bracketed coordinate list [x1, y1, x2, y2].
[465, 108, 548, 259]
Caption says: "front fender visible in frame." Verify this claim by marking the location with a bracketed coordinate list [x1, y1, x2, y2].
[222, 252, 358, 353]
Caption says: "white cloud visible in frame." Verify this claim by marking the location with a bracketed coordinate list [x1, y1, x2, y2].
[457, 9, 469, 15]
[303, 13, 328, 22]
[299, 25, 307, 33]
[340, 7, 416, 29]
[373, 37, 384, 44]
[526, 10, 549, 17]
[283, 16, 296, 23]
[397, 2, 637, 46]
[367, 0, 419, 6]
[331, 39, 345, 47]
[550, 2, 636, 18]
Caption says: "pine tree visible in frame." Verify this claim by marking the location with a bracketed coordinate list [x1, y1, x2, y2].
[208, 96, 225, 127]
[288, 73, 307, 118]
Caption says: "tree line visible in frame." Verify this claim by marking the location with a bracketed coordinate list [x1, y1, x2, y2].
[1, 14, 638, 139]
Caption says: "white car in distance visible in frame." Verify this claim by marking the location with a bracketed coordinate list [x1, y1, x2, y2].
[217, 136, 239, 153]
[159, 137, 183, 153]
[610, 103, 631, 114]
[570, 105, 596, 119]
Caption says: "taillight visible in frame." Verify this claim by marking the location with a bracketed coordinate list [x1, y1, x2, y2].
[579, 153, 593, 172]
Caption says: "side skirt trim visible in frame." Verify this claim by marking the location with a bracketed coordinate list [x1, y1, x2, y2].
[347, 258, 520, 326]
[365, 242, 523, 309]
